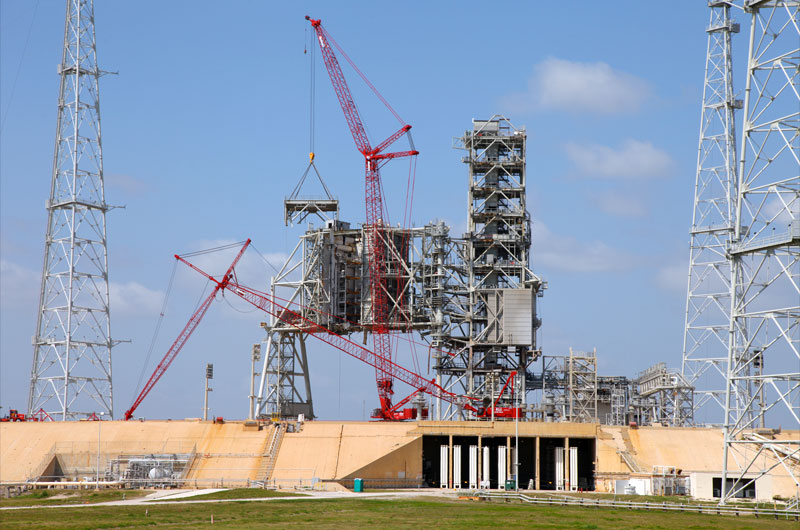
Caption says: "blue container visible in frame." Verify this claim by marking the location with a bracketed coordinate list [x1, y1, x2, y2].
[353, 478, 363, 493]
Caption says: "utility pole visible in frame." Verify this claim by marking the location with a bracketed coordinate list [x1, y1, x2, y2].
[249, 344, 261, 420]
[203, 364, 213, 421]
[514, 373, 519, 492]
[95, 412, 104, 488]
[29, 0, 116, 420]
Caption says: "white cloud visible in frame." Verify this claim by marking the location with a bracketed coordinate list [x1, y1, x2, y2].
[502, 57, 651, 114]
[588, 190, 647, 217]
[565, 139, 674, 179]
[656, 262, 688, 292]
[180, 240, 289, 288]
[106, 173, 149, 196]
[0, 260, 164, 317]
[0, 259, 40, 310]
[110, 281, 164, 317]
[532, 221, 637, 273]
[763, 193, 798, 225]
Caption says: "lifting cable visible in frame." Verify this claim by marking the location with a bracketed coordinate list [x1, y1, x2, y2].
[309, 26, 316, 157]
[250, 243, 282, 275]
[131, 260, 177, 403]
[177, 240, 248, 259]
[131, 241, 249, 402]
[323, 27, 404, 125]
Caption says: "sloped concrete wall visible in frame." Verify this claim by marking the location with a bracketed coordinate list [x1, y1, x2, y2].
[0, 420, 273, 485]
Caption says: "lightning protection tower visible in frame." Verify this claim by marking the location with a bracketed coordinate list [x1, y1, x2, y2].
[28, 0, 115, 420]
[721, 0, 799, 505]
[681, 0, 741, 426]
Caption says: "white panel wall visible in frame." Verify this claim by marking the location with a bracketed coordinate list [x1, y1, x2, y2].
[555, 447, 565, 491]
[440, 445, 448, 488]
[469, 445, 478, 489]
[502, 289, 533, 344]
[482, 446, 490, 489]
[498, 446, 507, 489]
[453, 445, 462, 489]
[569, 446, 578, 491]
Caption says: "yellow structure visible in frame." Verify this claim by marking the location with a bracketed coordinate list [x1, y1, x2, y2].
[1, 420, 796, 501]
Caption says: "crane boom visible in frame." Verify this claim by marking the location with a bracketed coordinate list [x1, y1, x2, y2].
[175, 247, 473, 410]
[306, 15, 418, 419]
[228, 280, 469, 407]
[306, 17, 371, 154]
[124, 240, 251, 420]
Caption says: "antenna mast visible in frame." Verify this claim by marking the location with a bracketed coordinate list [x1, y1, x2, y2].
[28, 0, 116, 420]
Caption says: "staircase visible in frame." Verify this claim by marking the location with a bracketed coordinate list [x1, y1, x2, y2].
[256, 423, 286, 484]
[617, 450, 646, 473]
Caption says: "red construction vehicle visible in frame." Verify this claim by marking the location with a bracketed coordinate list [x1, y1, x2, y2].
[474, 371, 521, 419]
[0, 409, 26, 422]
[1, 408, 54, 422]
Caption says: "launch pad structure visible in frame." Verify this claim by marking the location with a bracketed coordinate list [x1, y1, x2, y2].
[254, 116, 696, 429]
[14, 0, 798, 510]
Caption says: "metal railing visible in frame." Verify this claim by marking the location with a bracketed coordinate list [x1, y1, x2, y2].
[477, 491, 800, 520]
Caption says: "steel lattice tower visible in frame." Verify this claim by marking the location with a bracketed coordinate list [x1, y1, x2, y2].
[721, 0, 799, 504]
[28, 0, 115, 420]
[681, 1, 741, 426]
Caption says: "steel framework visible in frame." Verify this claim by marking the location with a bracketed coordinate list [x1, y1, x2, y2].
[721, 0, 800, 504]
[257, 118, 545, 420]
[633, 363, 694, 427]
[255, 221, 427, 419]
[28, 0, 116, 420]
[432, 117, 544, 420]
[681, 0, 742, 426]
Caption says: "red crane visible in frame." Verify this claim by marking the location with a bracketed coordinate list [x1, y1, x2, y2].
[306, 15, 418, 419]
[124, 240, 251, 420]
[174, 243, 474, 414]
[125, 240, 474, 421]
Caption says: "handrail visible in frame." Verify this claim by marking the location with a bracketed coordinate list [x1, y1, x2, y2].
[477, 491, 800, 519]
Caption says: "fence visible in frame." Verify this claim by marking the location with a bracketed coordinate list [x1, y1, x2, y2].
[477, 491, 800, 520]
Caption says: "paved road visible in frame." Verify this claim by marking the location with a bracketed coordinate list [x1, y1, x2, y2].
[1, 488, 455, 510]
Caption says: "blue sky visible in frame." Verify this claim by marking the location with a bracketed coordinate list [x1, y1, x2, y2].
[1, 1, 739, 422]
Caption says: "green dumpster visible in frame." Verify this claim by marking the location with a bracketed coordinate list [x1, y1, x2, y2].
[353, 478, 363, 493]
[505, 479, 516, 491]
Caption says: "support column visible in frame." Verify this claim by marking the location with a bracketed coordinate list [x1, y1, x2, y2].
[477, 435, 482, 488]
[506, 435, 511, 483]
[564, 437, 570, 491]
[535, 436, 540, 490]
[448, 434, 453, 489]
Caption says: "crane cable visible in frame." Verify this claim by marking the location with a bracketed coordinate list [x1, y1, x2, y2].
[309, 26, 316, 158]
[131, 241, 251, 402]
[131, 260, 178, 403]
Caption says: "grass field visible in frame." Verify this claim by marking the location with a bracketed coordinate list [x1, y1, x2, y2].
[0, 489, 149, 508]
[1, 495, 797, 529]
[166, 488, 304, 501]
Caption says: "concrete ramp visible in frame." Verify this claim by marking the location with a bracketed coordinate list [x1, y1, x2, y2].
[270, 421, 421, 488]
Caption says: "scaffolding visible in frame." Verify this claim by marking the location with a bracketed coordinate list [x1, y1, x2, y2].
[634, 363, 694, 427]
[257, 116, 696, 427]
[256, 220, 428, 419]
[432, 117, 544, 420]
[257, 117, 544, 420]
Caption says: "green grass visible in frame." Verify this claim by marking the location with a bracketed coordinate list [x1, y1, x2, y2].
[0, 488, 149, 508]
[165, 488, 305, 501]
[1, 495, 797, 529]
